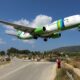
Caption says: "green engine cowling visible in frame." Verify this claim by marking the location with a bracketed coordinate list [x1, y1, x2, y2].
[34, 26, 46, 34]
[51, 33, 61, 38]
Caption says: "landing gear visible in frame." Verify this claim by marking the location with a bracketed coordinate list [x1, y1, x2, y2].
[44, 38, 47, 42]
[34, 36, 38, 39]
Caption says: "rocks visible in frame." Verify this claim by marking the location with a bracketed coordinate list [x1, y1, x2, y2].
[0, 56, 11, 65]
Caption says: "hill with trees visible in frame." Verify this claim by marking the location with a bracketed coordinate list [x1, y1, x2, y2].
[0, 45, 80, 58]
[52, 46, 80, 53]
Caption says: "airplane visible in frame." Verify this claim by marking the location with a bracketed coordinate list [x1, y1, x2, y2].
[0, 14, 80, 42]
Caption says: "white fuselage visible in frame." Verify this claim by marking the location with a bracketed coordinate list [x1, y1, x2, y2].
[46, 15, 80, 31]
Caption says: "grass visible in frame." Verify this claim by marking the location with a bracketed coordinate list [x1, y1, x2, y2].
[67, 68, 80, 80]
[55, 61, 80, 80]
[65, 57, 80, 68]
[55, 68, 69, 80]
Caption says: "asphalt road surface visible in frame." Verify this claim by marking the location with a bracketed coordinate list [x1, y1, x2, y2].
[0, 58, 56, 80]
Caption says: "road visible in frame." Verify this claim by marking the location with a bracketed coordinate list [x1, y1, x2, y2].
[0, 58, 56, 80]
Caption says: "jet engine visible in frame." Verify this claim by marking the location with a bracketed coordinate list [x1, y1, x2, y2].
[17, 30, 33, 39]
[51, 33, 61, 38]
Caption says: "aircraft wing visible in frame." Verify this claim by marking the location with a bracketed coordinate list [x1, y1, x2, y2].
[0, 20, 35, 33]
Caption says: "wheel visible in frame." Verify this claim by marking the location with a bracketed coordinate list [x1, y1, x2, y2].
[44, 38, 47, 42]
[34, 36, 38, 39]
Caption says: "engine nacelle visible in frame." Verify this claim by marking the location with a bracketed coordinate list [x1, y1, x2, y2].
[43, 26, 46, 31]
[51, 33, 61, 38]
[34, 26, 46, 35]
[17, 30, 33, 39]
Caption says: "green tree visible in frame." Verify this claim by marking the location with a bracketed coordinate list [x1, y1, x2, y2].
[0, 51, 5, 56]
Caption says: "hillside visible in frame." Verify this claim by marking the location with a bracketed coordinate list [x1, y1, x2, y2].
[52, 46, 80, 52]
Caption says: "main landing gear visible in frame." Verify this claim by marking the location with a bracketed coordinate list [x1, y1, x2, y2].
[44, 38, 47, 42]
[34, 36, 38, 39]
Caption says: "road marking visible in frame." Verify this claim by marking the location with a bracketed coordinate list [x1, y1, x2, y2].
[0, 62, 32, 80]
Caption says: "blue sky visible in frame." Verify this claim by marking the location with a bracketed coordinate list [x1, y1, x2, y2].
[0, 0, 80, 51]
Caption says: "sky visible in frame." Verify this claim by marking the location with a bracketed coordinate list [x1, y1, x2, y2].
[0, 0, 80, 51]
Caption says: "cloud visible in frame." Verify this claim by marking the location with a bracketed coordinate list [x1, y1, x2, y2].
[11, 38, 17, 41]
[22, 40, 34, 44]
[0, 38, 6, 44]
[31, 15, 52, 27]
[13, 14, 52, 28]
[5, 29, 16, 35]
[2, 14, 52, 44]
[22, 40, 35, 48]
[14, 19, 30, 27]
